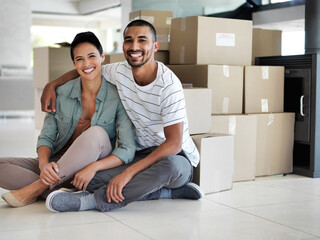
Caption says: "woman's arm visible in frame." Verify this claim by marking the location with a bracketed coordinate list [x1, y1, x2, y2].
[41, 69, 79, 112]
[37, 145, 61, 185]
[110, 101, 136, 164]
[71, 154, 123, 190]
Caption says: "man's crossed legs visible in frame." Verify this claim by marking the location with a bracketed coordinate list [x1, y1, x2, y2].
[46, 147, 204, 212]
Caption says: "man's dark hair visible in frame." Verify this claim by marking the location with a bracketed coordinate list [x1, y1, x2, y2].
[124, 19, 157, 42]
[70, 31, 103, 61]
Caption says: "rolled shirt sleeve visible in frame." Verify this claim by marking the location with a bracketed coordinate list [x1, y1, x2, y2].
[110, 100, 136, 164]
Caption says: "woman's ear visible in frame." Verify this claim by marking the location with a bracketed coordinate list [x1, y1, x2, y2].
[101, 53, 105, 64]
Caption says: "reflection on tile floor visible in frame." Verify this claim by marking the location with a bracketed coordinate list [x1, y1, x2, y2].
[1, 117, 320, 240]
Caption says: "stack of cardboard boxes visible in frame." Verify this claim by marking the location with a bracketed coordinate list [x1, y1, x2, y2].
[164, 14, 294, 187]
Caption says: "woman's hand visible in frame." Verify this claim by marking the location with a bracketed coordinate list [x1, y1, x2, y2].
[71, 164, 97, 191]
[40, 162, 61, 185]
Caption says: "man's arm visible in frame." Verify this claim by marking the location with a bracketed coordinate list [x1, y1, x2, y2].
[41, 69, 79, 112]
[106, 122, 183, 203]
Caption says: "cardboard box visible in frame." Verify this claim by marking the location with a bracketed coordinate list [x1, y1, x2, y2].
[34, 88, 46, 130]
[33, 47, 74, 89]
[103, 51, 169, 64]
[184, 88, 212, 134]
[156, 27, 170, 50]
[211, 115, 257, 182]
[253, 113, 295, 176]
[103, 53, 125, 64]
[252, 28, 282, 65]
[129, 10, 173, 28]
[244, 66, 284, 113]
[168, 65, 243, 114]
[192, 133, 234, 194]
[169, 16, 252, 65]
[154, 51, 169, 64]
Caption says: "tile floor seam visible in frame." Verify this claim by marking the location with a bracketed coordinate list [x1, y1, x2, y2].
[204, 198, 320, 238]
[205, 194, 320, 209]
[0, 220, 111, 234]
[275, 188, 320, 198]
[235, 207, 320, 239]
[235, 198, 320, 209]
[103, 213, 154, 240]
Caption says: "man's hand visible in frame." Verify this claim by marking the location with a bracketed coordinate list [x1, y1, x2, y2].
[40, 162, 61, 185]
[71, 164, 97, 191]
[41, 83, 57, 112]
[106, 172, 133, 203]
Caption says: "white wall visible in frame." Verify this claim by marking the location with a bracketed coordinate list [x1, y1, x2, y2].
[0, 0, 32, 68]
[132, 0, 244, 18]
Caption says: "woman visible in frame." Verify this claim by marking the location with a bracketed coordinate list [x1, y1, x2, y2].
[0, 32, 136, 207]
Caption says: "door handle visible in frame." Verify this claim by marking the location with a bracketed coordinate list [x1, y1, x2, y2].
[300, 95, 305, 117]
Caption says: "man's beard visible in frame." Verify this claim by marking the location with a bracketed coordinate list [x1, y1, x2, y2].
[127, 54, 152, 68]
[126, 47, 154, 69]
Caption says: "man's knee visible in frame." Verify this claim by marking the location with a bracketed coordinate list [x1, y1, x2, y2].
[159, 155, 190, 177]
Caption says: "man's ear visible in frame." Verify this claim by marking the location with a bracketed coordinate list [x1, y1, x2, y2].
[153, 41, 159, 53]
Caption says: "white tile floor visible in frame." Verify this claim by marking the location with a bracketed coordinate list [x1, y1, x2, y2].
[1, 117, 320, 240]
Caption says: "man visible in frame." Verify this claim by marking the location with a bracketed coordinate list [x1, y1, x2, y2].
[42, 20, 202, 212]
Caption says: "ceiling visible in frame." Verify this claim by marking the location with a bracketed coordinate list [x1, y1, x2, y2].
[31, 0, 121, 28]
[31, 0, 305, 32]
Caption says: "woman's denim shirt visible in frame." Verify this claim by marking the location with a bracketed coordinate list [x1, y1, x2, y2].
[37, 77, 136, 164]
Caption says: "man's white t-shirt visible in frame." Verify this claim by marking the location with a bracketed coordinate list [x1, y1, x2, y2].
[101, 61, 199, 167]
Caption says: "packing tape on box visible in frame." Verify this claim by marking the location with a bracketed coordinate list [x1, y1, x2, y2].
[180, 46, 185, 64]
[223, 65, 230, 77]
[141, 16, 155, 24]
[261, 99, 269, 112]
[262, 66, 269, 79]
[228, 116, 236, 135]
[157, 34, 169, 43]
[223, 97, 229, 113]
[166, 17, 172, 25]
[181, 18, 186, 31]
[267, 114, 274, 126]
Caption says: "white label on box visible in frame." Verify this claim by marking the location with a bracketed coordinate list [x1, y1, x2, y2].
[261, 99, 269, 112]
[223, 97, 229, 113]
[223, 65, 230, 77]
[262, 66, 269, 79]
[228, 116, 236, 135]
[166, 17, 172, 25]
[180, 46, 185, 64]
[141, 16, 155, 24]
[216, 33, 235, 47]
